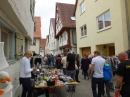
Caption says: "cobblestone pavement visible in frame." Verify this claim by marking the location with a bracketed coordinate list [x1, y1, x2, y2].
[52, 71, 115, 97]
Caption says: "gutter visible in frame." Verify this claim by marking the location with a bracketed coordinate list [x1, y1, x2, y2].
[125, 0, 130, 47]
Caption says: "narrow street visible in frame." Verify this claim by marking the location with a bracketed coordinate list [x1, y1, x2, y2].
[52, 71, 115, 97]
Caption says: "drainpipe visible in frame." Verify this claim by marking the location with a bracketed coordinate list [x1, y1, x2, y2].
[14, 33, 16, 59]
[125, 0, 130, 47]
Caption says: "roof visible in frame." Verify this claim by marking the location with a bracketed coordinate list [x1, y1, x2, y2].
[40, 39, 46, 50]
[51, 18, 55, 30]
[56, 3, 76, 28]
[73, 0, 78, 16]
[34, 17, 41, 38]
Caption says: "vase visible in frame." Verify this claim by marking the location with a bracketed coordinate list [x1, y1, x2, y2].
[0, 42, 9, 70]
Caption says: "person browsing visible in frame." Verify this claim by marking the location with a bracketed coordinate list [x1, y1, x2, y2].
[20, 50, 37, 97]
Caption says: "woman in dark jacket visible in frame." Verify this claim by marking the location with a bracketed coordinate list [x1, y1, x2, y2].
[75, 54, 80, 82]
[81, 54, 91, 79]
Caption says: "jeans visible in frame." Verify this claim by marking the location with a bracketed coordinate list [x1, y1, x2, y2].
[75, 70, 79, 82]
[20, 78, 33, 97]
[102, 81, 111, 97]
[83, 70, 88, 79]
[66, 70, 76, 81]
[91, 77, 103, 97]
[63, 68, 66, 75]
[66, 70, 76, 91]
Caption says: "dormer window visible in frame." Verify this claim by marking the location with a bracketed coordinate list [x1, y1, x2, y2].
[71, 17, 76, 21]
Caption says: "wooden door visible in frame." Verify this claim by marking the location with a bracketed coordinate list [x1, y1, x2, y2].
[82, 47, 91, 56]
[109, 46, 115, 56]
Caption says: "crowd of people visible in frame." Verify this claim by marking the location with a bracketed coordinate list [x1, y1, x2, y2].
[19, 48, 130, 97]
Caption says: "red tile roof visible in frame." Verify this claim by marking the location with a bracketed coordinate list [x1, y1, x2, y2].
[40, 39, 46, 50]
[34, 17, 41, 38]
[56, 3, 76, 28]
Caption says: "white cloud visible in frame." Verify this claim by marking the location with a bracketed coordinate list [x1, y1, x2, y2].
[35, 0, 76, 38]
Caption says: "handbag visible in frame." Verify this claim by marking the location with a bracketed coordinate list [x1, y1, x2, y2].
[75, 64, 78, 70]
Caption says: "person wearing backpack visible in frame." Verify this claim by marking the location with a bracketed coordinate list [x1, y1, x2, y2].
[102, 62, 112, 97]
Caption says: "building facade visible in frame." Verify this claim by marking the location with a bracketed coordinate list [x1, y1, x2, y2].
[0, 0, 35, 97]
[45, 35, 50, 55]
[48, 18, 59, 55]
[40, 38, 46, 56]
[74, 0, 129, 57]
[30, 17, 41, 54]
[125, 0, 130, 47]
[55, 3, 77, 54]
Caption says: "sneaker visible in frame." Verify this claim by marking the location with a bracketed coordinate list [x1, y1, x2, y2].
[66, 89, 71, 92]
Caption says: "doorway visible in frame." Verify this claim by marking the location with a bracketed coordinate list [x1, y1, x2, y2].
[82, 47, 91, 56]
[109, 46, 115, 56]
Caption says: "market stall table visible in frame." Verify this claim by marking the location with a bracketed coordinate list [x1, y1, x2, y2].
[33, 67, 78, 97]
[34, 80, 78, 97]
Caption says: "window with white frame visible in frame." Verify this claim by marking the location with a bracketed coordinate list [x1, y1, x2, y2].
[1, 30, 8, 57]
[63, 33, 66, 41]
[32, 39, 36, 45]
[97, 11, 111, 30]
[80, 1, 85, 14]
[81, 25, 87, 37]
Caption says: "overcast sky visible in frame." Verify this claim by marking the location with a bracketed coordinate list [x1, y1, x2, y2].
[35, 0, 76, 38]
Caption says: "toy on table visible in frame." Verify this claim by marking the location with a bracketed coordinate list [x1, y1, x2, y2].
[0, 71, 11, 95]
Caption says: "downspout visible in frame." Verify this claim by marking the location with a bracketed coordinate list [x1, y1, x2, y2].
[125, 0, 130, 47]
[14, 33, 16, 59]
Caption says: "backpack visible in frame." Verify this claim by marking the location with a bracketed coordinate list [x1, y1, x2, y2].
[103, 63, 112, 81]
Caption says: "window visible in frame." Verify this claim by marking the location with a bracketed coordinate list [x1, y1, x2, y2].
[32, 39, 36, 45]
[63, 33, 66, 41]
[97, 11, 111, 30]
[71, 17, 76, 21]
[80, 25, 87, 37]
[1, 30, 8, 57]
[80, 1, 85, 14]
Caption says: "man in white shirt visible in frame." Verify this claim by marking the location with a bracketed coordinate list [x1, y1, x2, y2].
[88, 51, 105, 97]
[20, 50, 37, 97]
